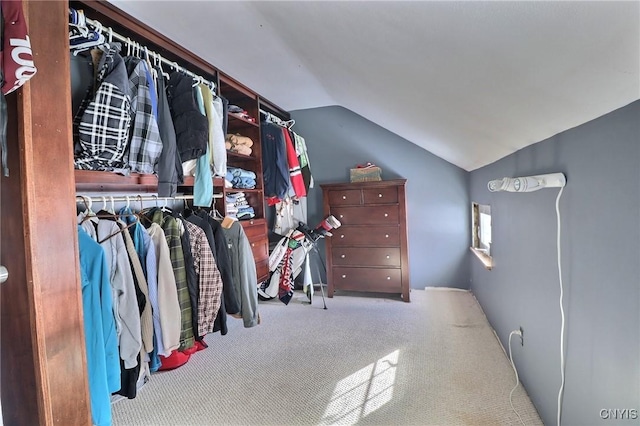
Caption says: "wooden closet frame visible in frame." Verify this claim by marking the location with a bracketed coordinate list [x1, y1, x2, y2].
[2, 2, 288, 424]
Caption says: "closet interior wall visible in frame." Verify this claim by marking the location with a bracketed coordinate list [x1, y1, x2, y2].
[70, 0, 292, 284]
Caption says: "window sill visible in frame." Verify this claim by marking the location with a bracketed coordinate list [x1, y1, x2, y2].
[470, 247, 493, 270]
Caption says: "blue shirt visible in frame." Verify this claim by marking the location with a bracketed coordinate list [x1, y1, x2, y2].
[78, 227, 120, 426]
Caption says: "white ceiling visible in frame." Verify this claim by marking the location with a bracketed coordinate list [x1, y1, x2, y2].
[108, 1, 639, 171]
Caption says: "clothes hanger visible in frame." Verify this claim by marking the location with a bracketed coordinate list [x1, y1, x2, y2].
[108, 195, 116, 215]
[161, 197, 172, 213]
[70, 20, 107, 56]
[97, 216, 140, 244]
[157, 54, 170, 80]
[79, 196, 100, 224]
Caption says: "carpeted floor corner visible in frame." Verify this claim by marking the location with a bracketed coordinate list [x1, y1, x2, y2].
[112, 288, 543, 426]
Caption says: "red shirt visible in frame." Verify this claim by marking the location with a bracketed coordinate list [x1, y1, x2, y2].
[1, 0, 36, 95]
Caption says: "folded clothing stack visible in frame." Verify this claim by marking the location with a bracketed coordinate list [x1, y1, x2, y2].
[226, 167, 256, 189]
[225, 192, 255, 220]
[228, 105, 256, 123]
[225, 134, 254, 156]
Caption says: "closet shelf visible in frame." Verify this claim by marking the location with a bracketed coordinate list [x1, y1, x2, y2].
[226, 150, 258, 161]
[76, 170, 230, 192]
[228, 114, 259, 128]
[225, 188, 263, 194]
[75, 170, 159, 192]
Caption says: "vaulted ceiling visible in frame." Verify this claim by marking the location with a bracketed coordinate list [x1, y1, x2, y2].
[109, 1, 639, 171]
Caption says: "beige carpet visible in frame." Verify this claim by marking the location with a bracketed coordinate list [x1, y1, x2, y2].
[112, 288, 542, 426]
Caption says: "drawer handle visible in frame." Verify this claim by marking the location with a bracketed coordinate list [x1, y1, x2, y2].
[342, 195, 347, 200]
[341, 254, 346, 258]
[251, 243, 255, 247]
[386, 255, 390, 259]
[385, 234, 389, 238]
[378, 193, 383, 198]
[384, 213, 388, 217]
[342, 274, 347, 279]
[250, 220, 254, 225]
[340, 234, 345, 238]
[339, 214, 344, 218]
[387, 276, 391, 280]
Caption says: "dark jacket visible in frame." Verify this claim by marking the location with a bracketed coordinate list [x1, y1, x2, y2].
[155, 70, 181, 195]
[261, 121, 289, 200]
[196, 211, 241, 315]
[166, 72, 208, 162]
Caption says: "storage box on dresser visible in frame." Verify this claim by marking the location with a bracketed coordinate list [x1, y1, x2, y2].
[321, 179, 410, 302]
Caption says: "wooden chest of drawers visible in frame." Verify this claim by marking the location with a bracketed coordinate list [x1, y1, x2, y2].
[241, 218, 270, 283]
[321, 179, 410, 302]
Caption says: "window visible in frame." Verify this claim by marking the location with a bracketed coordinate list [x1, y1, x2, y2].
[471, 202, 493, 269]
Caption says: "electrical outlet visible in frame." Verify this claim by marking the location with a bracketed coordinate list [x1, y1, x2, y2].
[519, 326, 524, 346]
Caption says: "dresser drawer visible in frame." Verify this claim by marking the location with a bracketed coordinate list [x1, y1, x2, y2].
[332, 226, 400, 247]
[332, 247, 401, 267]
[249, 237, 269, 262]
[363, 187, 398, 204]
[328, 189, 362, 206]
[256, 258, 269, 283]
[332, 205, 399, 225]
[332, 267, 402, 293]
[242, 219, 267, 239]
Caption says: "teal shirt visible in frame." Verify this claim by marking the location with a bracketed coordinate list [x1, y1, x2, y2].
[194, 85, 214, 207]
[78, 227, 120, 426]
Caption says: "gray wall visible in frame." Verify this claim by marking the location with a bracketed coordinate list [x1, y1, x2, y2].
[469, 101, 640, 425]
[290, 106, 470, 289]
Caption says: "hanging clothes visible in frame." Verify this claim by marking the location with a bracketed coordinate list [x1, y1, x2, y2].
[1, 0, 37, 177]
[74, 43, 131, 172]
[183, 210, 230, 334]
[148, 209, 195, 351]
[124, 57, 163, 174]
[120, 221, 154, 354]
[78, 213, 142, 370]
[222, 221, 260, 328]
[182, 218, 223, 337]
[166, 71, 208, 162]
[154, 68, 181, 196]
[195, 210, 240, 316]
[292, 131, 314, 192]
[261, 121, 289, 204]
[193, 84, 213, 207]
[77, 227, 120, 426]
[146, 222, 181, 356]
[200, 83, 227, 178]
[176, 216, 200, 343]
[119, 206, 162, 371]
[282, 127, 306, 198]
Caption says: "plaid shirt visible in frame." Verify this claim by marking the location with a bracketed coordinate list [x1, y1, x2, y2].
[74, 46, 131, 171]
[125, 58, 163, 174]
[152, 210, 194, 351]
[183, 220, 223, 337]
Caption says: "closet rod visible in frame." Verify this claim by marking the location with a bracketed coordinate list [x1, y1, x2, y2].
[77, 194, 191, 203]
[259, 108, 294, 129]
[76, 14, 216, 91]
[75, 194, 223, 203]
